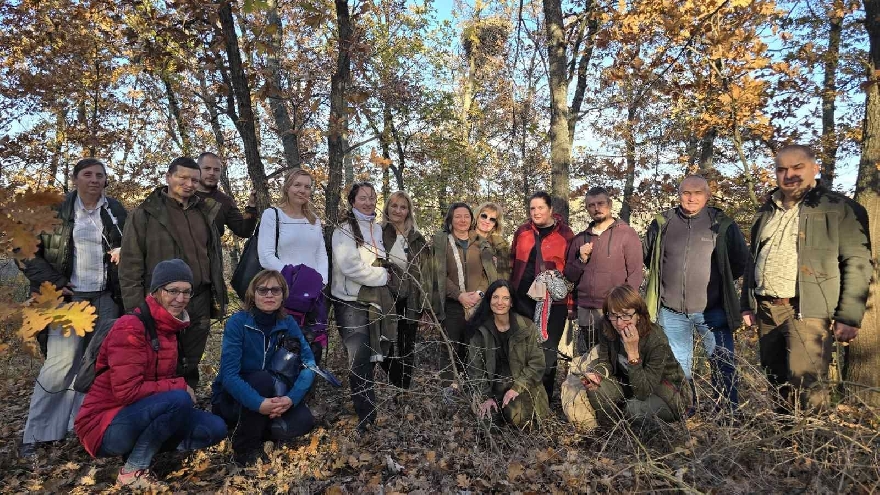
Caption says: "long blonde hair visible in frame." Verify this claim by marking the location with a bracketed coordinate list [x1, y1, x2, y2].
[475, 201, 504, 236]
[280, 169, 317, 224]
[382, 190, 418, 234]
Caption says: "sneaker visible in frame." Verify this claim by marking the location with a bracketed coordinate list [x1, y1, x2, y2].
[116, 468, 167, 491]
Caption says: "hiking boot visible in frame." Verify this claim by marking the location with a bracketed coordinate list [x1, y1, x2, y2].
[116, 468, 167, 491]
[19, 443, 37, 459]
[233, 448, 264, 467]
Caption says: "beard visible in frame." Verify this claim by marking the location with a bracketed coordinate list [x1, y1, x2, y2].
[591, 212, 608, 223]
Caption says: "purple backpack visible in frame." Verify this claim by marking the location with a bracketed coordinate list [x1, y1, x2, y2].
[280, 264, 328, 347]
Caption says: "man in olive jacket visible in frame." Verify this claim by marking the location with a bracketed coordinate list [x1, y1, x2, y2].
[119, 156, 226, 387]
[741, 144, 872, 410]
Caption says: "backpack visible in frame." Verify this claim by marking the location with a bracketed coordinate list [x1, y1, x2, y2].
[73, 301, 157, 393]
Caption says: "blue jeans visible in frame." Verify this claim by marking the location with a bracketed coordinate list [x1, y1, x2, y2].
[98, 390, 226, 470]
[658, 306, 738, 411]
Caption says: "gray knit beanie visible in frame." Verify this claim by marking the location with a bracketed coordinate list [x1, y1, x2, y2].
[150, 259, 194, 294]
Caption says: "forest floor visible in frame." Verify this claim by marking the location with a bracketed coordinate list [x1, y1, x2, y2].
[0, 308, 879, 493]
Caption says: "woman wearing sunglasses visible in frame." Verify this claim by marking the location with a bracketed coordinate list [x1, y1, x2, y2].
[577, 285, 691, 427]
[212, 269, 316, 465]
[474, 202, 510, 280]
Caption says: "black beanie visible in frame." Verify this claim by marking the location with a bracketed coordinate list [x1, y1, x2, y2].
[149, 259, 194, 294]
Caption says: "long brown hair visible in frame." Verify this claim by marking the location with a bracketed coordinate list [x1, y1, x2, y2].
[280, 169, 318, 224]
[601, 285, 653, 340]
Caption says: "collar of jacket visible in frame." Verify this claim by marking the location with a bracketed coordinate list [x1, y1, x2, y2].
[658, 206, 731, 230]
[586, 217, 622, 233]
[240, 310, 293, 337]
[142, 294, 191, 334]
[760, 184, 825, 210]
[141, 186, 221, 226]
[527, 212, 567, 235]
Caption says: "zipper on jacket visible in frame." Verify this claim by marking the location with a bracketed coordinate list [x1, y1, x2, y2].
[244, 324, 271, 369]
[682, 217, 691, 311]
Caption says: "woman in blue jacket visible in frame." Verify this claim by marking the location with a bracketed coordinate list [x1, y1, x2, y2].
[212, 270, 316, 465]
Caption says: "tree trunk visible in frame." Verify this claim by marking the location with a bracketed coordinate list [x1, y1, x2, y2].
[820, 0, 843, 188]
[698, 127, 716, 173]
[218, 0, 269, 211]
[380, 105, 393, 199]
[48, 107, 66, 188]
[543, 0, 572, 221]
[326, 0, 352, 227]
[845, 0, 880, 407]
[619, 103, 637, 223]
[567, 1, 599, 144]
[266, 0, 302, 171]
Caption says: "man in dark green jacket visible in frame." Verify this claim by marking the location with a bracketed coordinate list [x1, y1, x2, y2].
[741, 144, 872, 411]
[119, 157, 226, 388]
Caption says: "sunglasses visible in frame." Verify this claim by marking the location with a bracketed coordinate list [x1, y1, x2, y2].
[479, 213, 498, 224]
[256, 286, 283, 296]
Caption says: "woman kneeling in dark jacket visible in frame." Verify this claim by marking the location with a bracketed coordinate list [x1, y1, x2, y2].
[581, 285, 691, 426]
[74, 259, 227, 490]
[212, 269, 316, 465]
[467, 280, 550, 429]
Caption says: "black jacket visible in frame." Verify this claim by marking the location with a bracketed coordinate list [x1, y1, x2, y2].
[19, 191, 128, 302]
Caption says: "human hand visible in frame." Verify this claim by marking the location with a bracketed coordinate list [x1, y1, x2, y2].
[108, 247, 121, 264]
[581, 372, 602, 391]
[742, 310, 756, 327]
[268, 396, 293, 418]
[185, 385, 197, 404]
[502, 389, 519, 407]
[478, 399, 498, 419]
[578, 243, 593, 262]
[619, 323, 640, 357]
[259, 398, 278, 416]
[61, 285, 75, 297]
[833, 322, 859, 343]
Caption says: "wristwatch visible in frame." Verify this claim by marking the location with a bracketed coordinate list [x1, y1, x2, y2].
[628, 357, 641, 366]
[477, 290, 485, 298]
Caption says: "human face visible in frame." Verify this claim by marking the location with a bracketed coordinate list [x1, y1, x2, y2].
[156, 282, 193, 318]
[73, 164, 106, 198]
[678, 179, 709, 216]
[607, 308, 638, 333]
[352, 186, 377, 216]
[287, 174, 313, 207]
[387, 196, 410, 228]
[490, 286, 512, 317]
[585, 194, 611, 223]
[529, 198, 553, 227]
[775, 151, 819, 202]
[476, 208, 498, 235]
[198, 156, 222, 190]
[166, 166, 200, 202]
[254, 278, 284, 313]
[452, 207, 473, 234]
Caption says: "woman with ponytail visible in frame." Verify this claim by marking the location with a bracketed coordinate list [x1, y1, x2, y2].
[330, 182, 392, 431]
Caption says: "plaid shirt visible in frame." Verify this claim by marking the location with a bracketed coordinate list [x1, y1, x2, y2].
[69, 195, 107, 292]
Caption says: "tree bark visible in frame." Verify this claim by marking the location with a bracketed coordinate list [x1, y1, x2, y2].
[265, 0, 302, 171]
[326, 0, 352, 227]
[820, 0, 844, 188]
[218, 0, 269, 211]
[161, 73, 192, 156]
[845, 0, 880, 407]
[619, 103, 637, 223]
[567, 2, 599, 144]
[543, 0, 572, 221]
[698, 127, 716, 173]
[197, 70, 234, 197]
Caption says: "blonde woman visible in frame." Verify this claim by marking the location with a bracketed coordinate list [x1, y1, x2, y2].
[475, 202, 510, 279]
[381, 191, 429, 390]
[258, 169, 329, 285]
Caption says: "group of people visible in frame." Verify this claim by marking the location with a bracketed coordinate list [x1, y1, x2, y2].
[16, 144, 873, 488]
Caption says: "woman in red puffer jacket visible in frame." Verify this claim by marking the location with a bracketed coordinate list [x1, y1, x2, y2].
[75, 259, 226, 490]
[510, 191, 574, 402]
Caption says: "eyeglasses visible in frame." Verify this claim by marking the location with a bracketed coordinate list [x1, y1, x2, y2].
[162, 287, 193, 299]
[479, 213, 498, 224]
[607, 311, 636, 322]
[587, 200, 609, 209]
[256, 286, 283, 296]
